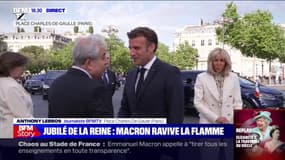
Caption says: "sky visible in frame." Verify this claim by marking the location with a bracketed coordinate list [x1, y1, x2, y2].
[1, 1, 285, 50]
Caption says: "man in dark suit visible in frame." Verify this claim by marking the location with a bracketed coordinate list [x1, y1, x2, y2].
[99, 52, 118, 117]
[48, 34, 113, 118]
[118, 27, 184, 123]
[102, 52, 119, 95]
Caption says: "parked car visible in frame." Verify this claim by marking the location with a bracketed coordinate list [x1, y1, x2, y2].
[24, 74, 45, 94]
[182, 70, 285, 111]
[42, 70, 66, 100]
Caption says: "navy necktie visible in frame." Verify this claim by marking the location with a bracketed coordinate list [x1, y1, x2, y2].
[136, 68, 146, 97]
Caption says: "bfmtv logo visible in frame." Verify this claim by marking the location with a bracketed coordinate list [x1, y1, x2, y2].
[12, 8, 30, 21]
[13, 125, 41, 138]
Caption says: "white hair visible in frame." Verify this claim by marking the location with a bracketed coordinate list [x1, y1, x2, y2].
[72, 34, 107, 66]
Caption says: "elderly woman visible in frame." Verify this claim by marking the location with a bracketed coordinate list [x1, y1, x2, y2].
[0, 52, 33, 138]
[252, 111, 273, 142]
[194, 47, 242, 124]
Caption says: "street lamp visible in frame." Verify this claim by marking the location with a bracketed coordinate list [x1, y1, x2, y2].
[261, 60, 264, 77]
[256, 64, 258, 77]
[214, 17, 233, 49]
[102, 25, 119, 37]
[195, 55, 199, 70]
[101, 25, 119, 67]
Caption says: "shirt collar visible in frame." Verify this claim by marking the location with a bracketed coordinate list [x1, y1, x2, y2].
[71, 65, 92, 79]
[141, 56, 157, 70]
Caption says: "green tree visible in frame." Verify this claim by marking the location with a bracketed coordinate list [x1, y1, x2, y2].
[20, 46, 49, 73]
[88, 26, 94, 34]
[34, 26, 39, 32]
[172, 41, 198, 70]
[105, 34, 133, 73]
[216, 2, 239, 46]
[74, 26, 79, 33]
[0, 35, 7, 53]
[49, 42, 74, 70]
[218, 2, 285, 62]
[217, 2, 285, 84]
[156, 42, 171, 63]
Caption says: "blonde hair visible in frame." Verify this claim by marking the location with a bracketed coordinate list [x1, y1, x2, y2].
[207, 48, 232, 76]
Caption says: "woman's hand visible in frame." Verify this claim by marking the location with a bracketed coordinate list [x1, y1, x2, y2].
[215, 117, 230, 124]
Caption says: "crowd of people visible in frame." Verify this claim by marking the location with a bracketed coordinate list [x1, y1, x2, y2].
[246, 75, 285, 85]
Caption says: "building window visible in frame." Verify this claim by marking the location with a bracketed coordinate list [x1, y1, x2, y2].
[201, 40, 204, 46]
[208, 39, 212, 46]
[192, 40, 195, 47]
[28, 36, 30, 39]
[21, 36, 23, 39]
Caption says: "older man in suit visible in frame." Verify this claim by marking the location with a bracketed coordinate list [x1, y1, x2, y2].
[118, 27, 184, 124]
[48, 34, 113, 118]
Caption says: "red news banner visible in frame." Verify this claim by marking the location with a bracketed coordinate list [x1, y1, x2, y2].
[234, 109, 285, 160]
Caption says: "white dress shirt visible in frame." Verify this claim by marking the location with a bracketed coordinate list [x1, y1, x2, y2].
[135, 56, 157, 91]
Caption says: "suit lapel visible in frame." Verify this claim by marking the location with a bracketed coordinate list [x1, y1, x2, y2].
[129, 70, 137, 98]
[205, 74, 220, 101]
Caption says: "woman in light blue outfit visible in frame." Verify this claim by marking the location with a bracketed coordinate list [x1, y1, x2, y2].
[251, 111, 272, 142]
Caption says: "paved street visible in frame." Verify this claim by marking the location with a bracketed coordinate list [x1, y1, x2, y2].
[32, 86, 199, 123]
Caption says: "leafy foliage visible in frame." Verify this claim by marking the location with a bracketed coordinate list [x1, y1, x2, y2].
[171, 41, 198, 70]
[48, 42, 74, 70]
[217, 2, 285, 62]
[88, 26, 94, 34]
[156, 42, 171, 63]
[105, 34, 134, 74]
[20, 46, 50, 73]
[74, 26, 79, 33]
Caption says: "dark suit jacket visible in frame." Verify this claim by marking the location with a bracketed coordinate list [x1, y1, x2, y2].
[48, 68, 113, 118]
[118, 58, 184, 123]
[94, 69, 117, 116]
[105, 69, 118, 96]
